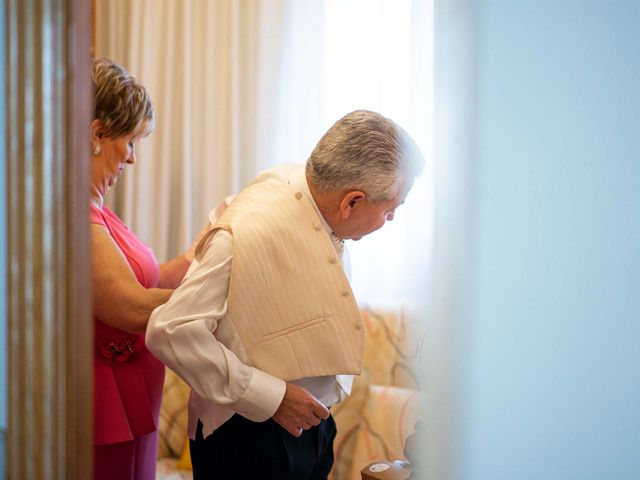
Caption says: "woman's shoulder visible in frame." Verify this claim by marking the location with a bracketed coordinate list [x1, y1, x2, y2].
[89, 203, 123, 228]
[89, 203, 108, 225]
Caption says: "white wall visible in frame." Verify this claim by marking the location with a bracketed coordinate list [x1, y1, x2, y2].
[430, 1, 640, 479]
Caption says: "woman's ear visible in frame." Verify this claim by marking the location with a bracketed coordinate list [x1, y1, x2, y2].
[90, 119, 104, 143]
[339, 191, 365, 219]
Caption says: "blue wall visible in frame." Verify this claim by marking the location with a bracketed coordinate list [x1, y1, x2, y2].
[464, 1, 640, 478]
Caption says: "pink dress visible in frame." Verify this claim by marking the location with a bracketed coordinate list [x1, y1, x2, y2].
[90, 204, 165, 480]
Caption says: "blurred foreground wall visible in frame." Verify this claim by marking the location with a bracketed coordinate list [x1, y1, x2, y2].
[429, 1, 640, 479]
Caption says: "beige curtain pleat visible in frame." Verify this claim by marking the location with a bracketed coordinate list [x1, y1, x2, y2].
[93, 0, 318, 262]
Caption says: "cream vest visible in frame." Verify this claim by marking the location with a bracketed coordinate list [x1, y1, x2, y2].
[207, 181, 364, 382]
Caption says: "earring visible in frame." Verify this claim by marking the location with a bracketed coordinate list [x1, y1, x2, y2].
[93, 145, 101, 155]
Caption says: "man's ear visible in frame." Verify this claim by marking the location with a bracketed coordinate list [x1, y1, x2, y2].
[339, 191, 365, 219]
[90, 119, 104, 144]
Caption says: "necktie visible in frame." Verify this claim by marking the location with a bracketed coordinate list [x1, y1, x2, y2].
[331, 233, 345, 259]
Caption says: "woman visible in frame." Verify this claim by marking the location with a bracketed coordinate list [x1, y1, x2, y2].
[89, 58, 203, 480]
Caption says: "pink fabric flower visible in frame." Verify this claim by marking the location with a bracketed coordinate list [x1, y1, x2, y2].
[97, 335, 143, 364]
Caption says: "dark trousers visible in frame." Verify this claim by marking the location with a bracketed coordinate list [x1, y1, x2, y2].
[190, 414, 337, 480]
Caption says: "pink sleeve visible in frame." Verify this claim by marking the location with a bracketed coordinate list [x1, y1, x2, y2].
[89, 204, 107, 226]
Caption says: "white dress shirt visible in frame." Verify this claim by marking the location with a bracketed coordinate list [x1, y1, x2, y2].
[147, 163, 350, 439]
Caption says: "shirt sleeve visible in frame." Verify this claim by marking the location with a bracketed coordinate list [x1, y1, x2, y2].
[145, 228, 286, 422]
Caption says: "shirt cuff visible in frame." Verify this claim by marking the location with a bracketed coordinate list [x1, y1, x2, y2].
[233, 368, 286, 422]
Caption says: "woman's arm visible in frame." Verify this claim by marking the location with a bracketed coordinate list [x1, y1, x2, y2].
[92, 224, 173, 333]
[157, 255, 190, 289]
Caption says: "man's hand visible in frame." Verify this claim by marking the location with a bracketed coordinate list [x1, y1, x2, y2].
[272, 383, 330, 437]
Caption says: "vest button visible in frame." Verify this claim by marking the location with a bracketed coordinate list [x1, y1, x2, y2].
[314, 224, 322, 231]
[355, 322, 364, 330]
[295, 191, 303, 200]
[342, 291, 350, 297]
[329, 257, 338, 264]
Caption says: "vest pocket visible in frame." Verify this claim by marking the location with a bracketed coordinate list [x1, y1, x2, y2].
[258, 315, 326, 342]
[252, 315, 354, 381]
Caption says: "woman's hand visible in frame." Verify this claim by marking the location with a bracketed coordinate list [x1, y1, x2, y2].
[184, 195, 235, 262]
[184, 220, 213, 262]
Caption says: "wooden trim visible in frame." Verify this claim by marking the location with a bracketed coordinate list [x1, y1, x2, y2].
[6, 0, 93, 478]
[91, 0, 97, 58]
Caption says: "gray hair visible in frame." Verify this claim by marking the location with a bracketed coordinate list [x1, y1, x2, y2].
[306, 110, 424, 203]
[92, 58, 154, 138]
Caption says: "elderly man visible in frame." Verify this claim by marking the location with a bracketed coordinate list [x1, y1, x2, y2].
[146, 110, 425, 480]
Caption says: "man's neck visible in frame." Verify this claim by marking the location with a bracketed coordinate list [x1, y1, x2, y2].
[306, 174, 342, 234]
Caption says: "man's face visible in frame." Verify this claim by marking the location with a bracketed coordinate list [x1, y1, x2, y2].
[337, 176, 414, 240]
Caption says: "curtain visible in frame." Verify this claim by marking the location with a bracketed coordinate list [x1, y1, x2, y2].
[95, 0, 323, 260]
[94, 0, 432, 304]
[319, 0, 433, 305]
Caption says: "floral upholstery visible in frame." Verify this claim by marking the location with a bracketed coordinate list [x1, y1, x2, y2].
[347, 385, 423, 480]
[157, 369, 190, 460]
[329, 305, 425, 480]
[156, 304, 425, 480]
[156, 368, 192, 479]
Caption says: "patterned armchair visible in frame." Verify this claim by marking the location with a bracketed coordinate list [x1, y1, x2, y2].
[156, 369, 192, 479]
[156, 304, 425, 480]
[330, 305, 425, 480]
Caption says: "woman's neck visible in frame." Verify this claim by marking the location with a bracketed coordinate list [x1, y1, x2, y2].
[89, 187, 104, 208]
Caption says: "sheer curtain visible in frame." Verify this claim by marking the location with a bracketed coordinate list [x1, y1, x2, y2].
[94, 0, 433, 304]
[321, 0, 433, 305]
[94, 0, 317, 260]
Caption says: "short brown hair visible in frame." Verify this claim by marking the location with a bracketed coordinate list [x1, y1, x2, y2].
[92, 58, 154, 138]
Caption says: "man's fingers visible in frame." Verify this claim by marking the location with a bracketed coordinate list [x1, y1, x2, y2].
[313, 402, 330, 420]
[286, 424, 303, 437]
[301, 419, 317, 429]
[273, 383, 330, 437]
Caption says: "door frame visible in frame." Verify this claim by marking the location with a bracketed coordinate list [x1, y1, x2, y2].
[5, 0, 93, 478]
